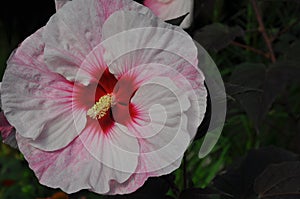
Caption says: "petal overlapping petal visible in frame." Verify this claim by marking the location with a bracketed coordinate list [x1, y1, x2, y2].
[16, 133, 135, 194]
[129, 77, 192, 172]
[144, 0, 193, 28]
[107, 157, 183, 194]
[101, 8, 206, 138]
[100, 6, 207, 176]
[78, 119, 139, 174]
[0, 0, 208, 195]
[1, 29, 86, 151]
[43, 0, 131, 84]
[100, 7, 200, 83]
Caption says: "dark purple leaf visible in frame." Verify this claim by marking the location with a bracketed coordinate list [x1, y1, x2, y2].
[228, 60, 300, 130]
[229, 63, 266, 131]
[226, 83, 262, 96]
[284, 40, 300, 62]
[179, 188, 225, 199]
[104, 176, 172, 199]
[260, 60, 300, 120]
[254, 161, 300, 199]
[194, 23, 244, 51]
[213, 146, 299, 199]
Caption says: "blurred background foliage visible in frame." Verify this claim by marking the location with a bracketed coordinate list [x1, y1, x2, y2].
[0, 0, 300, 198]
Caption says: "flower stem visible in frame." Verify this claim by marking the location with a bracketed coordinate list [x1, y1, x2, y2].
[250, 0, 276, 63]
[271, 19, 300, 42]
[231, 41, 270, 59]
[183, 154, 187, 190]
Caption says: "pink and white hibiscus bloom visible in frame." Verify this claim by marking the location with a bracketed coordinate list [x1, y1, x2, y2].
[144, 0, 193, 28]
[0, 0, 206, 195]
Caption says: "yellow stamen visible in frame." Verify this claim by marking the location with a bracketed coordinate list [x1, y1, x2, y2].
[87, 94, 113, 119]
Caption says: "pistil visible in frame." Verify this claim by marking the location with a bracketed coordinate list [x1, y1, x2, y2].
[87, 93, 113, 119]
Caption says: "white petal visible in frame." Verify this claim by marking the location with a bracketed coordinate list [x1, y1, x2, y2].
[79, 120, 139, 174]
[100, 8, 199, 88]
[54, 0, 71, 11]
[43, 0, 130, 84]
[101, 4, 195, 64]
[130, 77, 195, 173]
[100, 3, 206, 174]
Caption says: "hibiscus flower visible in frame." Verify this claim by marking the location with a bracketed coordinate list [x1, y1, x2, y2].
[144, 0, 193, 28]
[0, 0, 206, 195]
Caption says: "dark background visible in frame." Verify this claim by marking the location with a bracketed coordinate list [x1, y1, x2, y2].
[0, 0, 300, 198]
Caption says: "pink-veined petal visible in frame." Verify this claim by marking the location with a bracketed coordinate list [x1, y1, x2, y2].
[43, 0, 130, 84]
[144, 0, 193, 28]
[110, 63, 180, 127]
[100, 8, 200, 87]
[74, 43, 110, 85]
[78, 119, 139, 174]
[129, 77, 199, 173]
[1, 28, 86, 151]
[101, 8, 204, 87]
[107, 77, 202, 194]
[107, 156, 183, 194]
[101, 7, 206, 137]
[16, 133, 134, 194]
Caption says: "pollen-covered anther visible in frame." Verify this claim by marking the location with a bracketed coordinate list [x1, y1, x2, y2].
[87, 93, 113, 119]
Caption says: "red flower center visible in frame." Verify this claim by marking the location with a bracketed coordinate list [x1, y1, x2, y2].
[79, 68, 139, 134]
